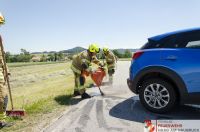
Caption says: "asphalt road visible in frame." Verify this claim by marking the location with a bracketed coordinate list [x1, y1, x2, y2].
[44, 61, 200, 132]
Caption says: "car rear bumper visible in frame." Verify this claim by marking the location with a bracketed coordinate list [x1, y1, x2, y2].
[127, 78, 137, 94]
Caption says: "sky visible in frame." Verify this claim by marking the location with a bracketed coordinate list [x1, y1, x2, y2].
[0, 0, 200, 53]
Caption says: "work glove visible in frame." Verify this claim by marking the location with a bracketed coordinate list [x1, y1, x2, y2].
[98, 62, 104, 67]
[99, 66, 106, 71]
[86, 67, 95, 74]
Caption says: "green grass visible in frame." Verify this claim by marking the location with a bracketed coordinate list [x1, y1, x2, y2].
[118, 58, 132, 61]
[2, 62, 76, 132]
[7, 61, 68, 68]
[1, 61, 100, 131]
[24, 97, 55, 114]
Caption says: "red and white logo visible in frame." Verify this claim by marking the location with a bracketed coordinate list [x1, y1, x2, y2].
[144, 120, 155, 132]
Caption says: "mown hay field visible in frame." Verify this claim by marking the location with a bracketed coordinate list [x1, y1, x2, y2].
[9, 62, 73, 109]
[3, 61, 77, 132]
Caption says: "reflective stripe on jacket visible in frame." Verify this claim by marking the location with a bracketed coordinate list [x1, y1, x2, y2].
[105, 50, 116, 70]
[71, 64, 81, 75]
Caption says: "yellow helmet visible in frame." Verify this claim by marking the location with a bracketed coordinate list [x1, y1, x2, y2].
[0, 12, 5, 25]
[103, 47, 109, 53]
[88, 43, 100, 53]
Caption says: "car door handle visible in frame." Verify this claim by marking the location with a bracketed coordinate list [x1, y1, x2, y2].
[165, 55, 177, 60]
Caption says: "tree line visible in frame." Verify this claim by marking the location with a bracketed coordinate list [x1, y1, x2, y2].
[112, 49, 132, 58]
[5, 49, 132, 63]
[5, 49, 66, 63]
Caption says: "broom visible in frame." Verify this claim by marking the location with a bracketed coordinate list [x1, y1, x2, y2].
[0, 35, 25, 117]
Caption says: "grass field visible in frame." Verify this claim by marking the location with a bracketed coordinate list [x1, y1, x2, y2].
[2, 61, 92, 132]
[118, 58, 132, 61]
[7, 62, 64, 68]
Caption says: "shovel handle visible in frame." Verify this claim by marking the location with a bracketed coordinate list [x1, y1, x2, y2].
[0, 35, 14, 110]
[98, 86, 104, 96]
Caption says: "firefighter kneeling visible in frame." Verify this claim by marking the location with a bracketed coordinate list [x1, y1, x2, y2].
[71, 44, 102, 99]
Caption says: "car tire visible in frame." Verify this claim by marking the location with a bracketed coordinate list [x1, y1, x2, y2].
[139, 78, 177, 113]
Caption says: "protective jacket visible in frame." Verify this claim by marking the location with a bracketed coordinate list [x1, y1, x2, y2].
[0, 46, 7, 99]
[105, 50, 116, 70]
[71, 50, 100, 74]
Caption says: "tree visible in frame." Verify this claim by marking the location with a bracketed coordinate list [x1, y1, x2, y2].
[21, 49, 30, 55]
[17, 49, 32, 62]
[40, 54, 47, 62]
[58, 52, 64, 61]
[47, 53, 54, 61]
[10, 55, 18, 62]
[5, 52, 11, 63]
[112, 50, 123, 58]
[54, 53, 58, 61]
[123, 49, 132, 58]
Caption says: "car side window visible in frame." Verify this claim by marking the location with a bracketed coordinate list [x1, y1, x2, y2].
[186, 40, 200, 48]
[161, 35, 179, 48]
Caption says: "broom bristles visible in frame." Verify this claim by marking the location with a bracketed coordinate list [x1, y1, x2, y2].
[6, 110, 26, 117]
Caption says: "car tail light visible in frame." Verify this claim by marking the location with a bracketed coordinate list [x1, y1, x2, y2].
[132, 51, 144, 60]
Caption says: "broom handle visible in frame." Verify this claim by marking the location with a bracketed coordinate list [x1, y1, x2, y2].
[0, 35, 14, 110]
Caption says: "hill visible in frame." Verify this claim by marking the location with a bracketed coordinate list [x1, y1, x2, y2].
[60, 46, 86, 53]
[31, 47, 137, 54]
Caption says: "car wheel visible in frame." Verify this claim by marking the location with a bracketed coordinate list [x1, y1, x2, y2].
[139, 78, 176, 113]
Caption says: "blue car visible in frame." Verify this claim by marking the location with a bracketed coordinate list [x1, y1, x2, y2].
[127, 28, 200, 113]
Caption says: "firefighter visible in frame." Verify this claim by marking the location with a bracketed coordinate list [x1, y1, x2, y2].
[0, 13, 5, 25]
[102, 47, 116, 85]
[71, 44, 102, 99]
[0, 46, 9, 128]
[0, 12, 10, 128]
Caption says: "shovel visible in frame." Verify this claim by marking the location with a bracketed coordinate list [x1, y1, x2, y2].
[91, 67, 106, 96]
